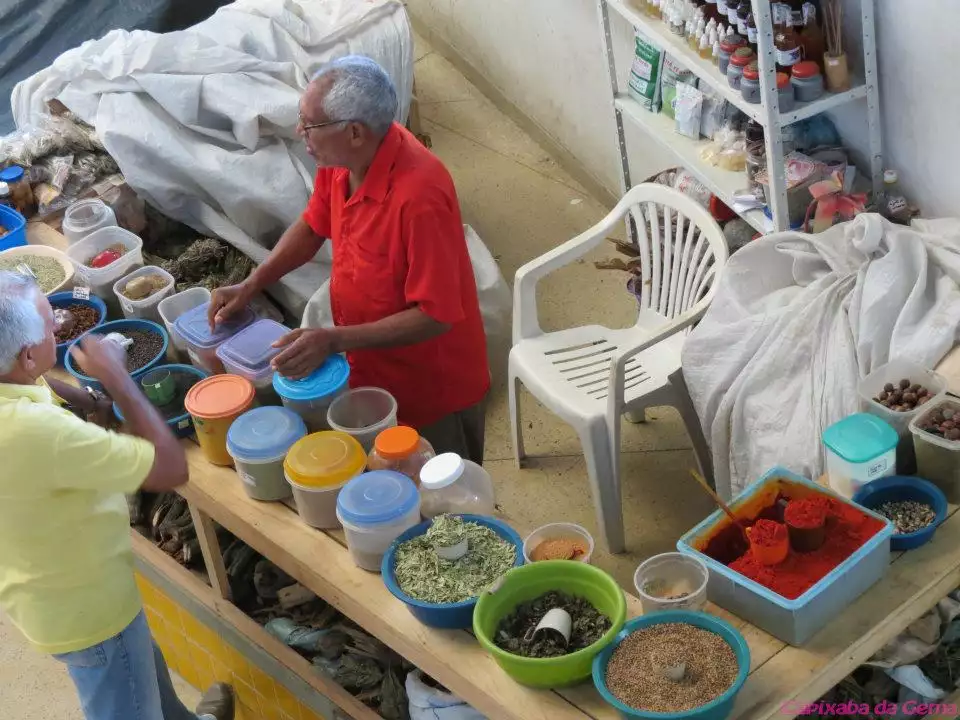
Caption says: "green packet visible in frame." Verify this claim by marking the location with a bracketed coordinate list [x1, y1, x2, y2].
[627, 31, 664, 112]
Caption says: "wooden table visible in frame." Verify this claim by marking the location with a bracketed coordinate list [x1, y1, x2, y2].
[31, 220, 960, 719]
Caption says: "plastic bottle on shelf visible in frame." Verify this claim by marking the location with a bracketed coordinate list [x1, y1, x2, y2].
[877, 170, 912, 224]
[735, 1, 750, 36]
[367, 426, 435, 487]
[774, 3, 802, 72]
[699, 31, 713, 58]
[746, 13, 758, 51]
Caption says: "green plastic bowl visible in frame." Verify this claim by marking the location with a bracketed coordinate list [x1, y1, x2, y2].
[473, 559, 627, 688]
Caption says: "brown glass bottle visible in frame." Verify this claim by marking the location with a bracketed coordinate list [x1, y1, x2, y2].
[799, 2, 826, 72]
[774, 3, 802, 72]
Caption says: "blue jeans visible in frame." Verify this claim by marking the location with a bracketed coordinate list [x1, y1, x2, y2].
[54, 611, 206, 720]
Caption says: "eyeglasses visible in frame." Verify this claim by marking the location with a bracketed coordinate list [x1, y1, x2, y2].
[298, 116, 356, 132]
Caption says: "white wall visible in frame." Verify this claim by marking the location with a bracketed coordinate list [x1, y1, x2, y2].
[409, 0, 960, 217]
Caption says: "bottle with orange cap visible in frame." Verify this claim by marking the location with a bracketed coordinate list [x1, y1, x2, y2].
[367, 426, 436, 487]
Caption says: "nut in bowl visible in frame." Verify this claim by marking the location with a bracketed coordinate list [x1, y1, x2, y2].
[852, 475, 947, 551]
[522, 522, 595, 564]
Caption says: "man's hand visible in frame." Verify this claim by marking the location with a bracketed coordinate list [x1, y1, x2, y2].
[208, 283, 253, 330]
[271, 328, 338, 380]
[69, 335, 129, 386]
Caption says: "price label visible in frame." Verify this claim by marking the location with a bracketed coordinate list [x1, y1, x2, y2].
[72, 286, 91, 300]
[178, 419, 190, 430]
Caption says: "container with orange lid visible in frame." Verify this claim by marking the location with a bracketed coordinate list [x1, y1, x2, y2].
[283, 431, 367, 528]
[717, 34, 747, 75]
[740, 62, 762, 104]
[184, 374, 256, 466]
[791, 60, 824, 102]
[367, 426, 435, 486]
[776, 71, 795, 112]
[726, 46, 755, 90]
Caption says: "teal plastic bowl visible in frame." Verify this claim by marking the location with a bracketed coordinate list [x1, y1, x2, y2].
[592, 610, 749, 720]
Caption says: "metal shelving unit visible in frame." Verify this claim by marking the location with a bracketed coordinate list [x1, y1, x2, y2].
[598, 0, 883, 233]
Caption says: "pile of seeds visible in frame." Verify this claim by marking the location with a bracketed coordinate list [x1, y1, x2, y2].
[919, 405, 960, 441]
[54, 304, 99, 344]
[495, 590, 611, 658]
[0, 254, 66, 292]
[75, 328, 164, 374]
[874, 379, 933, 412]
[605, 623, 738, 713]
[875, 500, 937, 534]
[393, 515, 515, 604]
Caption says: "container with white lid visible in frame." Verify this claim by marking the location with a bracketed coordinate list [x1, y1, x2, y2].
[284, 431, 366, 528]
[419, 453, 496, 518]
[336, 470, 421, 572]
[273, 354, 350, 432]
[62, 199, 117, 245]
[217, 319, 290, 404]
[174, 301, 255, 374]
[822, 413, 898, 497]
[227, 406, 307, 501]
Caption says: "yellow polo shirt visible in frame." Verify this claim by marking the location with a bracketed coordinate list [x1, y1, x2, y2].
[0, 381, 155, 654]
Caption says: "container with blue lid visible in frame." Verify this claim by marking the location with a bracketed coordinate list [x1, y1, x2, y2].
[175, 301, 255, 374]
[823, 413, 898, 497]
[336, 470, 422, 572]
[227, 406, 307, 501]
[273, 354, 350, 432]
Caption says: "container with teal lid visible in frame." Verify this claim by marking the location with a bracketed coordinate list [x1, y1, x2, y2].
[175, 301, 255, 374]
[227, 406, 307, 501]
[823, 413, 898, 498]
[336, 470, 421, 572]
[217, 319, 290, 403]
[273, 353, 350, 432]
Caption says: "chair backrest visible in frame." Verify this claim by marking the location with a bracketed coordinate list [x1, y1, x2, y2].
[622, 184, 729, 324]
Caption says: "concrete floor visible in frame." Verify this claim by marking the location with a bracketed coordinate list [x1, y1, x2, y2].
[0, 30, 715, 718]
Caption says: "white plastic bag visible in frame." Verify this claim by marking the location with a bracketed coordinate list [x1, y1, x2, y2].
[406, 670, 487, 720]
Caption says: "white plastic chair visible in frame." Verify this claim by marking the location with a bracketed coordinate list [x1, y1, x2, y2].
[508, 184, 729, 553]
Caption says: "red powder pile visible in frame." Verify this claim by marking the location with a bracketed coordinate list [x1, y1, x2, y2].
[727, 495, 884, 600]
[750, 518, 787, 547]
[784, 497, 827, 529]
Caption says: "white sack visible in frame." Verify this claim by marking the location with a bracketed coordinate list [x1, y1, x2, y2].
[302, 224, 512, 346]
[683, 214, 960, 499]
[12, 0, 413, 315]
[406, 670, 487, 720]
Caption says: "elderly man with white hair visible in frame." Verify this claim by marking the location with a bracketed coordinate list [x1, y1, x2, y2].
[0, 270, 235, 720]
[210, 55, 490, 463]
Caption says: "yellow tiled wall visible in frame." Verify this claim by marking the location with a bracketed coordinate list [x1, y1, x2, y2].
[136, 573, 327, 720]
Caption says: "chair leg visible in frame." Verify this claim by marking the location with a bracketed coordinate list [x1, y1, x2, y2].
[668, 368, 715, 489]
[624, 408, 646, 424]
[577, 418, 626, 553]
[508, 371, 526, 469]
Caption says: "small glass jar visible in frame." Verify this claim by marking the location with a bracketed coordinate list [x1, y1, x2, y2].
[717, 35, 746, 75]
[419, 453, 496, 518]
[726, 46, 755, 90]
[777, 71, 795, 112]
[367, 426, 435, 487]
[740, 62, 761, 103]
[0, 166, 34, 216]
[791, 60, 824, 102]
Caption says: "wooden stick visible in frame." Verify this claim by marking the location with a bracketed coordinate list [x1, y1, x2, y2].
[689, 469, 749, 541]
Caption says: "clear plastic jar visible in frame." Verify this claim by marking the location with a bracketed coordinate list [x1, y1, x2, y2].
[367, 426, 435, 487]
[419, 453, 496, 518]
[0, 166, 34, 216]
[726, 47, 755, 90]
[740, 63, 761, 104]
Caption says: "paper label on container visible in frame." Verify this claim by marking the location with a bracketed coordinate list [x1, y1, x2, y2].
[72, 286, 91, 300]
[177, 419, 190, 429]
[777, 47, 802, 66]
[867, 457, 889, 479]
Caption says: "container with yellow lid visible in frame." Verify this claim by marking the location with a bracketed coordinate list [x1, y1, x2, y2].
[367, 426, 435, 486]
[283, 431, 367, 528]
[184, 374, 256, 466]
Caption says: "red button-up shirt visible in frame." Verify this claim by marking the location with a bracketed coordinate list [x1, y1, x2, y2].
[303, 123, 489, 428]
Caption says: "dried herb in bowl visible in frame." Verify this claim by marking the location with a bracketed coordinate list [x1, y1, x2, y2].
[393, 515, 515, 604]
[495, 590, 611, 658]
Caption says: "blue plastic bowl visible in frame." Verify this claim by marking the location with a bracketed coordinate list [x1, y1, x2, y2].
[381, 514, 524, 629]
[592, 610, 750, 720]
[113, 364, 209, 438]
[65, 318, 169, 391]
[0, 205, 27, 251]
[852, 475, 947, 550]
[49, 291, 109, 366]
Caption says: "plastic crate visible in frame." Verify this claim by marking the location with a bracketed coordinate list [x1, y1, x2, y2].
[677, 467, 893, 646]
[0, 205, 27, 251]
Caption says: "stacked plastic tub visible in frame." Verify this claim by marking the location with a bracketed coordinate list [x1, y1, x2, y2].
[283, 431, 367, 528]
[158, 287, 211, 361]
[217, 319, 290, 405]
[174, 301, 255, 374]
[227, 406, 307, 501]
[273, 354, 351, 432]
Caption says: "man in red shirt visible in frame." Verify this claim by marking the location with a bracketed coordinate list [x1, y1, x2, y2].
[210, 56, 489, 462]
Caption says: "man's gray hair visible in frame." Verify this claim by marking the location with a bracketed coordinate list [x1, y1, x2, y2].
[312, 55, 398, 137]
[0, 271, 45, 375]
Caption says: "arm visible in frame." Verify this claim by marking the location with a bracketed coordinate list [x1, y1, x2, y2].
[46, 375, 116, 427]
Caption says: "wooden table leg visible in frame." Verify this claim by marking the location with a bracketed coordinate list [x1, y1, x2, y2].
[189, 504, 232, 601]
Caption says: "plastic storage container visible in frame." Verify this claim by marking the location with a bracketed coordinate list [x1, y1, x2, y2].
[283, 431, 366, 529]
[184, 374, 256, 466]
[273, 355, 350, 431]
[0, 244, 74, 294]
[65, 318, 169, 391]
[62, 199, 117, 245]
[726, 47, 755, 90]
[419, 453, 496, 518]
[0, 205, 27, 252]
[114, 364, 209, 438]
[227, 406, 307, 501]
[326, 386, 398, 451]
[158, 287, 210, 360]
[336, 470, 421, 572]
[911, 397, 960, 503]
[522, 522, 595, 564]
[382, 515, 525, 629]
[113, 265, 176, 322]
[217, 319, 290, 405]
[49, 291, 108, 365]
[740, 63, 761, 103]
[67, 226, 144, 315]
[367, 426, 435, 486]
[174, 301, 255, 374]
[777, 72, 795, 112]
[822, 413, 898, 497]
[791, 60, 825, 102]
[592, 611, 749, 720]
[852, 475, 948, 551]
[678, 467, 893, 646]
[634, 552, 709, 613]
